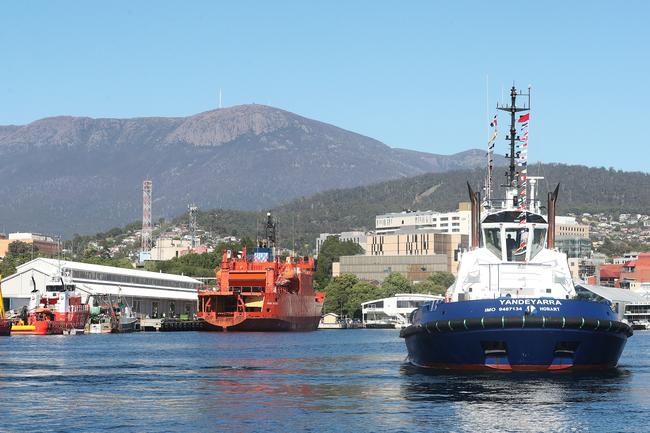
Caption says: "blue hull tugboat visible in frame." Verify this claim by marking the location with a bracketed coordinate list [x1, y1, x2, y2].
[400, 86, 632, 371]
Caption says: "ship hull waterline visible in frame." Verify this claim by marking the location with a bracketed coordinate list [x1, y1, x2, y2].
[403, 327, 628, 371]
[202, 315, 321, 332]
[401, 298, 632, 372]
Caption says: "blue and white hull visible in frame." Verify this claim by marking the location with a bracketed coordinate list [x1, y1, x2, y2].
[400, 298, 632, 371]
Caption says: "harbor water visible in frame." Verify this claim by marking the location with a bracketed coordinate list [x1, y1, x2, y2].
[1, 330, 649, 433]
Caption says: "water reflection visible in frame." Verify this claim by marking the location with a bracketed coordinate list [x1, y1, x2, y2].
[0, 331, 648, 433]
[400, 364, 633, 432]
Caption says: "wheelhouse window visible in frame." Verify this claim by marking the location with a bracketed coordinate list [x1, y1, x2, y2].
[530, 227, 547, 260]
[484, 227, 502, 258]
[505, 228, 528, 262]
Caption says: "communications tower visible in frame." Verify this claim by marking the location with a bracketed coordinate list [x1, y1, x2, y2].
[188, 204, 198, 248]
[141, 180, 153, 252]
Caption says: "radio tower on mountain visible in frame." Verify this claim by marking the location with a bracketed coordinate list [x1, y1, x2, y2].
[141, 180, 153, 252]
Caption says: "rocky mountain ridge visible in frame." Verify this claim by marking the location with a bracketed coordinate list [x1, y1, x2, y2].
[0, 104, 503, 236]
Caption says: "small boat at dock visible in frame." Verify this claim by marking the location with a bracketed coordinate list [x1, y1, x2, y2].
[11, 273, 90, 336]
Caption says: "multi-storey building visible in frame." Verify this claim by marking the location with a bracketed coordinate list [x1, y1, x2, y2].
[0, 233, 61, 258]
[375, 204, 471, 235]
[554, 216, 591, 258]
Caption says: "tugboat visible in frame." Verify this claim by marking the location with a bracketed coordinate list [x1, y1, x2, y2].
[198, 212, 325, 331]
[400, 86, 632, 371]
[11, 273, 90, 335]
[0, 276, 10, 336]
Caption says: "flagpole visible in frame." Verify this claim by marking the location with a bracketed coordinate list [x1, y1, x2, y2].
[486, 75, 490, 203]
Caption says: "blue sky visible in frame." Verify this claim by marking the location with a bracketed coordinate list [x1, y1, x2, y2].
[1, 1, 648, 171]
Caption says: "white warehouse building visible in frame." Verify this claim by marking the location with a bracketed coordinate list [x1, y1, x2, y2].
[1, 258, 202, 319]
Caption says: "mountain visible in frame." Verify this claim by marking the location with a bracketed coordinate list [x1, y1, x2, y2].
[0, 105, 503, 236]
[188, 163, 650, 251]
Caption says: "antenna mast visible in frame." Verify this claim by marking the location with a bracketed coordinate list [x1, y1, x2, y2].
[497, 85, 530, 204]
[265, 212, 276, 248]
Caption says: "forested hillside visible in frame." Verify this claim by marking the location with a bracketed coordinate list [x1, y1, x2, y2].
[188, 163, 650, 252]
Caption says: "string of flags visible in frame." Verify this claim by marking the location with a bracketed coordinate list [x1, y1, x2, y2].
[516, 112, 530, 224]
[486, 114, 498, 201]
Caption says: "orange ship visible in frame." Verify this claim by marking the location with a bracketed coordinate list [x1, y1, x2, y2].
[198, 213, 325, 332]
[11, 273, 90, 336]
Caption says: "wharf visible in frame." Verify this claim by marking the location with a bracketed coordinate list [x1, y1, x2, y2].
[140, 318, 204, 332]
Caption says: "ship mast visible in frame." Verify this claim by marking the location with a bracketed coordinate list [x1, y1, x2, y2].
[497, 85, 530, 207]
[265, 212, 277, 248]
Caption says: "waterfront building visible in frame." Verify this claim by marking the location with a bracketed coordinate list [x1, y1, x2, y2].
[318, 313, 346, 329]
[619, 253, 650, 290]
[375, 205, 471, 235]
[574, 284, 646, 320]
[598, 264, 623, 287]
[361, 293, 443, 328]
[555, 237, 592, 259]
[334, 254, 447, 283]
[1, 258, 201, 318]
[365, 230, 468, 275]
[0, 233, 60, 258]
[554, 216, 591, 258]
[555, 216, 590, 238]
[613, 252, 640, 265]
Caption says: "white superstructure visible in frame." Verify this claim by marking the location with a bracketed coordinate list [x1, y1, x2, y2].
[361, 293, 443, 328]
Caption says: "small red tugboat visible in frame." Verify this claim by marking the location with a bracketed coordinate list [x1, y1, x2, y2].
[11, 273, 90, 335]
[0, 276, 10, 336]
[198, 213, 325, 332]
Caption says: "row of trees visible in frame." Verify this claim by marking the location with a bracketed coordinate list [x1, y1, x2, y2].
[322, 271, 454, 318]
[144, 239, 256, 277]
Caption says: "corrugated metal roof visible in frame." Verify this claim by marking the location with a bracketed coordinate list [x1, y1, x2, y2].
[2, 258, 201, 301]
[15, 258, 201, 283]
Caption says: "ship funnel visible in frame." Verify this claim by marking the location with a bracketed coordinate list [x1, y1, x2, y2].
[547, 184, 560, 249]
[467, 183, 481, 249]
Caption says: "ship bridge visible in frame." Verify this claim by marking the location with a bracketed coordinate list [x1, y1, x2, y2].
[481, 210, 548, 263]
[452, 207, 575, 301]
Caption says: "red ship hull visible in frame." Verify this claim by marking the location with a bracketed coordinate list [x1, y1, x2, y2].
[11, 310, 90, 336]
[200, 291, 323, 332]
[202, 316, 321, 332]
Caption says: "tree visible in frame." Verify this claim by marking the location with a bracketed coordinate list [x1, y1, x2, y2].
[314, 237, 364, 289]
[347, 281, 384, 318]
[381, 272, 413, 297]
[323, 274, 359, 316]
[413, 280, 446, 296]
[427, 271, 455, 290]
[0, 241, 40, 277]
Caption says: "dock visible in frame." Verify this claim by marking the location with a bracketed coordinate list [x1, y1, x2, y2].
[140, 318, 204, 332]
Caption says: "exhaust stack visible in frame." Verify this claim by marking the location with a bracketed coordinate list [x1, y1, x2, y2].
[547, 184, 560, 249]
[467, 183, 481, 249]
